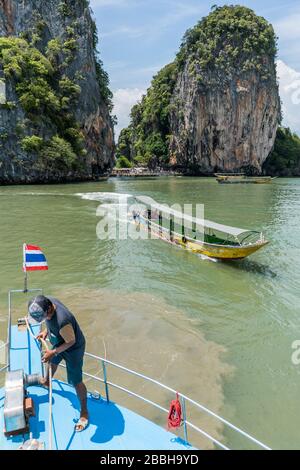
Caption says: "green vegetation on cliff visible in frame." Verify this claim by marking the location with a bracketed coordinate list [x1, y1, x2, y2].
[116, 5, 278, 169]
[0, 0, 113, 174]
[0, 36, 84, 170]
[177, 4, 277, 82]
[116, 63, 177, 167]
[115, 155, 132, 169]
[59, 0, 113, 110]
[263, 128, 300, 176]
[91, 17, 113, 112]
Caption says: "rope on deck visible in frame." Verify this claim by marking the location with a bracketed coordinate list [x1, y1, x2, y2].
[48, 364, 53, 450]
[25, 317, 53, 450]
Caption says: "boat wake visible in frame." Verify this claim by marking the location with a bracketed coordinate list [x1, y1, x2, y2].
[0, 192, 68, 197]
[76, 192, 132, 202]
[198, 254, 219, 263]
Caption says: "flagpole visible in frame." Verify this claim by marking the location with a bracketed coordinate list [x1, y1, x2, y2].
[24, 271, 28, 293]
[23, 243, 28, 293]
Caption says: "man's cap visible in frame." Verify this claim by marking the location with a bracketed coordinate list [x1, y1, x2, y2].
[27, 295, 52, 325]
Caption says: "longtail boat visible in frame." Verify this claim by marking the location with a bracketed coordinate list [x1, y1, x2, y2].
[215, 173, 275, 184]
[132, 196, 269, 260]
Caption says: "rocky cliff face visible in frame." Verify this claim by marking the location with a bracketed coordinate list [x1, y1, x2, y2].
[117, 6, 281, 175]
[0, 0, 114, 183]
[169, 66, 280, 174]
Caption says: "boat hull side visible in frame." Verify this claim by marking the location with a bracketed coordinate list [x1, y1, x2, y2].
[216, 177, 273, 184]
[176, 239, 269, 260]
[132, 218, 269, 260]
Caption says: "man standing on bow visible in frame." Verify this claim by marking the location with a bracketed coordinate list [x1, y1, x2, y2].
[27, 295, 88, 432]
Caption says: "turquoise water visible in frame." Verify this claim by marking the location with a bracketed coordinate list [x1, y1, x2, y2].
[0, 177, 300, 449]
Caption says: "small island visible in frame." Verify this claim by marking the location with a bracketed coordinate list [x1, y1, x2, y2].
[116, 5, 300, 177]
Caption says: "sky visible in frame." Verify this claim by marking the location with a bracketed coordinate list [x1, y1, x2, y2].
[90, 0, 300, 138]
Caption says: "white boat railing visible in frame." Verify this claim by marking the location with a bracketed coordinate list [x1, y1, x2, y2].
[137, 215, 245, 248]
[0, 342, 8, 373]
[56, 351, 271, 450]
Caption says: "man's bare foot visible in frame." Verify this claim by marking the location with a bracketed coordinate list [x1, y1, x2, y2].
[75, 414, 89, 432]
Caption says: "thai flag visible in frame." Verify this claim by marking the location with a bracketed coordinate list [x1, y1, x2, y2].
[23, 244, 48, 272]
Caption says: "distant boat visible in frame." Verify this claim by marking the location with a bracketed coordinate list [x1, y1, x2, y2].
[215, 173, 275, 184]
[133, 196, 269, 260]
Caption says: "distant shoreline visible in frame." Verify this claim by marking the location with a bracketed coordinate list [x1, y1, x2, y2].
[111, 168, 182, 177]
[0, 172, 298, 186]
[110, 168, 295, 178]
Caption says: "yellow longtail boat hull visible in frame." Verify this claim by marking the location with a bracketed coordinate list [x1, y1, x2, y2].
[215, 175, 274, 184]
[133, 219, 269, 260]
[175, 237, 269, 260]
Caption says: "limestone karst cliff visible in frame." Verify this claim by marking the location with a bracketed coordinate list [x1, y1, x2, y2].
[117, 5, 281, 175]
[0, 0, 114, 183]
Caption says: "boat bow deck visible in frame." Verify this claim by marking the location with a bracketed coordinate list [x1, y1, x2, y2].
[0, 325, 193, 450]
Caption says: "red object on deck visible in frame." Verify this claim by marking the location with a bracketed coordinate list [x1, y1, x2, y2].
[167, 393, 182, 429]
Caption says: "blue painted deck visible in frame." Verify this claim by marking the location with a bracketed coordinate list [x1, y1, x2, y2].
[0, 325, 193, 450]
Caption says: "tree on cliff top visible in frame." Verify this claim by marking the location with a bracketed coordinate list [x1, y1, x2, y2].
[177, 4, 277, 82]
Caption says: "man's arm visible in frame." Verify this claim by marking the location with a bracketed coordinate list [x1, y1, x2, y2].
[42, 324, 75, 362]
[55, 324, 76, 354]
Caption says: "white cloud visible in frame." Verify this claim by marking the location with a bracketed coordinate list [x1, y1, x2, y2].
[277, 60, 300, 134]
[113, 88, 145, 139]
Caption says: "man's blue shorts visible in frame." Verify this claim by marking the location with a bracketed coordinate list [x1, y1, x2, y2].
[51, 344, 85, 386]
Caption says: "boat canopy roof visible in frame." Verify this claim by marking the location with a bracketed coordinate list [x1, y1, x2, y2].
[134, 195, 259, 238]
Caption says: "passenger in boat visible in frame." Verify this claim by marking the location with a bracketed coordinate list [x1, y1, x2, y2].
[27, 295, 89, 433]
[152, 210, 159, 220]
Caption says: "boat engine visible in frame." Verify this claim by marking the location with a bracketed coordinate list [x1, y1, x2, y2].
[4, 369, 38, 436]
